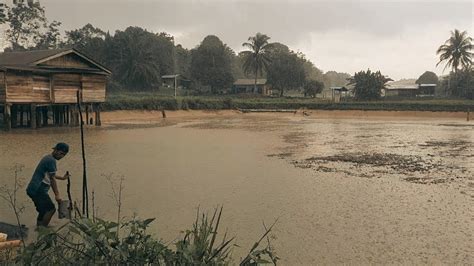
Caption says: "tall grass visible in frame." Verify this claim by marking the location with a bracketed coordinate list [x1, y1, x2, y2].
[19, 207, 278, 265]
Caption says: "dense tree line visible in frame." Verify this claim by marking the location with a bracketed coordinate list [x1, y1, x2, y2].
[0, 2, 387, 97]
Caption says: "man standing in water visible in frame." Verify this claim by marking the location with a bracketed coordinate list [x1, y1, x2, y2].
[26, 143, 70, 227]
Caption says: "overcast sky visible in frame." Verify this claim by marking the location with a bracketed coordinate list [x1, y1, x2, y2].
[39, 0, 473, 80]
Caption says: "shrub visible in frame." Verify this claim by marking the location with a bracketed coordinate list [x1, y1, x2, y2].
[19, 208, 278, 265]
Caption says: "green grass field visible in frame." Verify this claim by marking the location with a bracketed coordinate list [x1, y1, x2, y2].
[104, 90, 474, 112]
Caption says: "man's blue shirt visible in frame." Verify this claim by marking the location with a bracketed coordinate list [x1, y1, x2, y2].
[26, 154, 57, 196]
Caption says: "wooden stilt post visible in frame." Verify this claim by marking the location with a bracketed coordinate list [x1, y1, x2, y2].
[72, 105, 79, 127]
[59, 105, 64, 126]
[4, 104, 11, 131]
[52, 106, 56, 125]
[69, 106, 74, 126]
[69, 105, 74, 127]
[89, 104, 94, 125]
[30, 104, 37, 129]
[11, 105, 17, 128]
[467, 108, 470, 122]
[65, 105, 69, 125]
[42, 107, 48, 126]
[94, 103, 101, 126]
[36, 107, 42, 128]
[63, 106, 67, 125]
[27, 105, 31, 127]
[55, 106, 60, 126]
[85, 104, 89, 125]
[19, 105, 24, 127]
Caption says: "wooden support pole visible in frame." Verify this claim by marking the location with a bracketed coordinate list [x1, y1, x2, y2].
[36, 107, 42, 128]
[94, 103, 101, 126]
[85, 104, 89, 125]
[11, 105, 17, 128]
[42, 107, 48, 126]
[71, 105, 79, 127]
[65, 105, 70, 125]
[59, 105, 64, 126]
[52, 106, 56, 125]
[69, 105, 75, 127]
[27, 105, 31, 127]
[30, 104, 37, 129]
[19, 105, 24, 127]
[467, 108, 470, 122]
[69, 106, 74, 126]
[55, 106, 60, 126]
[4, 104, 11, 131]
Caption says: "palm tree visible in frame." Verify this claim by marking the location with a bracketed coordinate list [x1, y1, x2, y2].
[241, 33, 274, 93]
[436, 29, 473, 73]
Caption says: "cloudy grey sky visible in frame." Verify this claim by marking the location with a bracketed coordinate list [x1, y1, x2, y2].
[40, 0, 472, 80]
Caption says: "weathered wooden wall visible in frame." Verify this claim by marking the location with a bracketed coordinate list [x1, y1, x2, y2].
[52, 74, 81, 103]
[40, 53, 94, 69]
[0, 72, 5, 102]
[4, 72, 107, 104]
[82, 74, 106, 102]
[6, 72, 50, 103]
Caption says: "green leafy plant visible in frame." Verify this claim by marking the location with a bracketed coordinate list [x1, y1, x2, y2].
[18, 207, 278, 265]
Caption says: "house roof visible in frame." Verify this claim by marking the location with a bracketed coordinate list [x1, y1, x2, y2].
[419, 84, 437, 87]
[386, 78, 418, 90]
[0, 48, 111, 75]
[234, 79, 267, 85]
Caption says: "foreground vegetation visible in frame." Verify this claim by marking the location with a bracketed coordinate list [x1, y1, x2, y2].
[13, 210, 277, 265]
[0, 166, 278, 265]
[104, 92, 474, 112]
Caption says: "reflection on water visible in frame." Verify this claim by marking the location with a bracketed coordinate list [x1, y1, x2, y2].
[0, 113, 472, 264]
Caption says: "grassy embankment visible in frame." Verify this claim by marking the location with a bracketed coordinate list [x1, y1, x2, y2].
[104, 91, 474, 112]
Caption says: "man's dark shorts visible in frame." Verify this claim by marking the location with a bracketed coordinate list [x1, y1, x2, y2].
[28, 188, 55, 222]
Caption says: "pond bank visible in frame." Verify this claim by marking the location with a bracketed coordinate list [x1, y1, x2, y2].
[101, 109, 470, 126]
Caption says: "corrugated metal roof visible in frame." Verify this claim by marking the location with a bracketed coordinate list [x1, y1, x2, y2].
[0, 48, 71, 66]
[234, 79, 267, 85]
[162, 74, 179, 78]
[386, 86, 418, 90]
[386, 79, 418, 90]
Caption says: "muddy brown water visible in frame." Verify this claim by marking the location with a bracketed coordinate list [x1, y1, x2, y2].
[0, 111, 473, 264]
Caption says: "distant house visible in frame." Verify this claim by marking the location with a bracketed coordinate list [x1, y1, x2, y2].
[320, 85, 352, 102]
[232, 79, 271, 95]
[161, 74, 191, 89]
[0, 48, 111, 130]
[385, 79, 436, 97]
[418, 84, 436, 96]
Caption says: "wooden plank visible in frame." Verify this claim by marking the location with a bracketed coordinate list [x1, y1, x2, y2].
[53, 74, 82, 81]
[54, 89, 78, 103]
[40, 53, 95, 69]
[0, 72, 5, 102]
[82, 74, 106, 83]
[30, 104, 37, 129]
[0, 240, 21, 249]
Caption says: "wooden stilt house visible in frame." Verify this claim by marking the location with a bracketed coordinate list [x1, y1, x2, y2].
[0, 48, 111, 130]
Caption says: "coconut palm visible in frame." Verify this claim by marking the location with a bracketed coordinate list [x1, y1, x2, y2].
[436, 29, 473, 73]
[241, 33, 274, 93]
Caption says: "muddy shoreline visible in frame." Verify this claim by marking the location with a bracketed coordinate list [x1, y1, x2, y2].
[101, 109, 470, 124]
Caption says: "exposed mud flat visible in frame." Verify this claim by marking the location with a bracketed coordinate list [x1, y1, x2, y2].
[290, 152, 472, 187]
